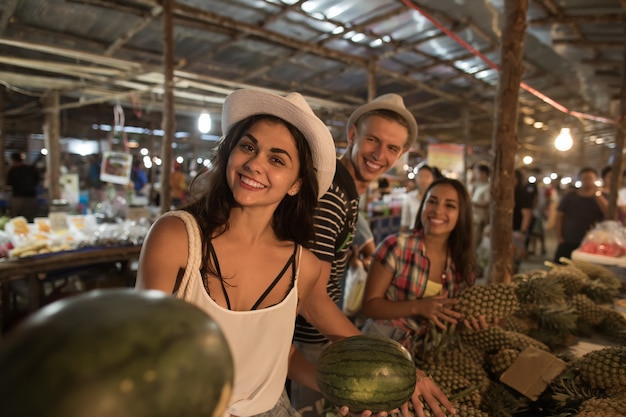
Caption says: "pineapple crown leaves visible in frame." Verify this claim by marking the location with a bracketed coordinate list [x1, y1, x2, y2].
[530, 304, 579, 332]
[481, 381, 531, 416]
[560, 257, 621, 289]
[514, 273, 568, 307]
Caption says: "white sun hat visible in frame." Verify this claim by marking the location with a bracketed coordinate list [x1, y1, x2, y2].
[222, 89, 336, 199]
[346, 93, 419, 147]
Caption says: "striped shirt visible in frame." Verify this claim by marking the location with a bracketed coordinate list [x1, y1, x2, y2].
[294, 161, 359, 343]
[372, 230, 470, 340]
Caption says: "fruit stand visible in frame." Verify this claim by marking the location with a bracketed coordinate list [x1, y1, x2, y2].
[0, 214, 149, 332]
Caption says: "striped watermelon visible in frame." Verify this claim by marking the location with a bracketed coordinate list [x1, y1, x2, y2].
[316, 335, 416, 412]
[0, 288, 233, 417]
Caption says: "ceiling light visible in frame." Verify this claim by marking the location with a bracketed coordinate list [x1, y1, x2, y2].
[554, 127, 573, 152]
[198, 112, 212, 134]
[522, 155, 533, 165]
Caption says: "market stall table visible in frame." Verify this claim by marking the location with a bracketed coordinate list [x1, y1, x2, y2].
[0, 244, 141, 331]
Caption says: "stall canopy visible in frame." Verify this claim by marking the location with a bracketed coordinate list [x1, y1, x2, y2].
[0, 0, 624, 172]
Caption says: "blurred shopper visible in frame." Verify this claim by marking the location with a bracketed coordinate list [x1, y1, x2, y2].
[600, 165, 626, 224]
[400, 163, 438, 232]
[131, 159, 149, 197]
[471, 162, 491, 249]
[7, 152, 40, 222]
[554, 167, 605, 262]
[170, 162, 188, 208]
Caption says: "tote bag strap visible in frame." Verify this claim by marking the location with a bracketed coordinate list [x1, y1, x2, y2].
[160, 210, 203, 300]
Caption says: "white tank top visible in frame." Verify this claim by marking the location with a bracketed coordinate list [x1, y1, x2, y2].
[162, 211, 300, 417]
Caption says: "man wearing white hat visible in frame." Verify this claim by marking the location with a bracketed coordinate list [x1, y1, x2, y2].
[291, 94, 456, 417]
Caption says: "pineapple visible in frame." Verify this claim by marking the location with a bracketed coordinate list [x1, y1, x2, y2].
[560, 257, 622, 291]
[544, 261, 588, 297]
[420, 403, 490, 417]
[597, 309, 626, 345]
[459, 325, 549, 353]
[527, 304, 578, 350]
[425, 367, 482, 409]
[480, 381, 530, 417]
[577, 393, 626, 417]
[571, 293, 608, 326]
[574, 346, 626, 391]
[500, 314, 532, 334]
[514, 271, 567, 314]
[455, 283, 519, 322]
[582, 278, 619, 305]
[487, 348, 519, 375]
[539, 366, 603, 415]
[437, 347, 490, 394]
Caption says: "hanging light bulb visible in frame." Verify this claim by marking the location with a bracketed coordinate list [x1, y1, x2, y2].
[198, 111, 212, 134]
[554, 127, 573, 152]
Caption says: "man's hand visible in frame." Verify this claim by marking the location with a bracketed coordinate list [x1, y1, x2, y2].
[337, 406, 398, 417]
[401, 370, 456, 417]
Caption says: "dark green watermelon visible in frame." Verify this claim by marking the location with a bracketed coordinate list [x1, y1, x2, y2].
[316, 335, 416, 412]
[0, 288, 233, 417]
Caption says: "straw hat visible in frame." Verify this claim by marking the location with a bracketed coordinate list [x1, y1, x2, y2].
[222, 89, 336, 198]
[346, 93, 418, 147]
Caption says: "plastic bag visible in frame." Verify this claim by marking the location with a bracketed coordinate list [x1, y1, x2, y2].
[578, 220, 626, 257]
[342, 263, 368, 317]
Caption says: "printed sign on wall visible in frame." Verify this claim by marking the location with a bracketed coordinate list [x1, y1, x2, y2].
[100, 151, 132, 185]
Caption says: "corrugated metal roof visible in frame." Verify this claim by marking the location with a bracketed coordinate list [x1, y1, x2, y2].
[1, 0, 624, 171]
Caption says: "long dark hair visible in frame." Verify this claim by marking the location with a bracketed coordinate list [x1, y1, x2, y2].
[414, 177, 476, 285]
[184, 114, 319, 274]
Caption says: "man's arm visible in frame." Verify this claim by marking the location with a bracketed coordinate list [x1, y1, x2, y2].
[299, 261, 456, 417]
[555, 211, 564, 243]
[300, 260, 362, 340]
[594, 191, 609, 217]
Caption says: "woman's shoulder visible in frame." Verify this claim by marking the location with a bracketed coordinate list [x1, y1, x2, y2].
[299, 245, 321, 268]
[146, 212, 191, 243]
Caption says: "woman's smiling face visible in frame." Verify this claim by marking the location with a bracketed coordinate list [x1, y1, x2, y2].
[226, 118, 302, 207]
[420, 183, 459, 237]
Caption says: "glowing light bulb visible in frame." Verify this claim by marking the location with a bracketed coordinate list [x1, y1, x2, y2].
[198, 112, 212, 134]
[554, 127, 573, 151]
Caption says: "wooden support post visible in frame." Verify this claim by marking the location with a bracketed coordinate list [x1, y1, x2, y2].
[462, 106, 470, 185]
[606, 24, 626, 221]
[367, 57, 377, 101]
[488, 0, 528, 283]
[43, 90, 62, 202]
[160, 0, 175, 214]
[0, 90, 5, 191]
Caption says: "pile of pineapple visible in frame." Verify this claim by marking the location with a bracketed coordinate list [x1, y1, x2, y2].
[412, 257, 626, 417]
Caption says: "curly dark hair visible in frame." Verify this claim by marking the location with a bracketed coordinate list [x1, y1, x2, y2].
[414, 177, 476, 286]
[184, 114, 319, 276]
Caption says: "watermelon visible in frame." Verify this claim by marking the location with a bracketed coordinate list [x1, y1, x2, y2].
[316, 335, 416, 412]
[0, 288, 233, 417]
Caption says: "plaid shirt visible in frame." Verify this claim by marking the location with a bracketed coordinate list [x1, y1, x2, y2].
[372, 229, 471, 345]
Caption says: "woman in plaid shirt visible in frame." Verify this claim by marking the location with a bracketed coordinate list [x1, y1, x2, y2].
[360, 177, 481, 351]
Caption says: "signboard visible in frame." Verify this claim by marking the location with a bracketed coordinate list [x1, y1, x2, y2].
[100, 151, 132, 185]
[59, 173, 79, 205]
[427, 143, 465, 178]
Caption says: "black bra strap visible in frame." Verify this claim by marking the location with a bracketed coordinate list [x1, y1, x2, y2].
[209, 242, 231, 310]
[250, 243, 297, 310]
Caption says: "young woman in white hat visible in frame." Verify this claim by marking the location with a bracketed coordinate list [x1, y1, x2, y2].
[136, 89, 336, 417]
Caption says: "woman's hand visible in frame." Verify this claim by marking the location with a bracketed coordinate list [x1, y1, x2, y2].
[463, 316, 498, 332]
[400, 369, 456, 417]
[417, 291, 461, 330]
